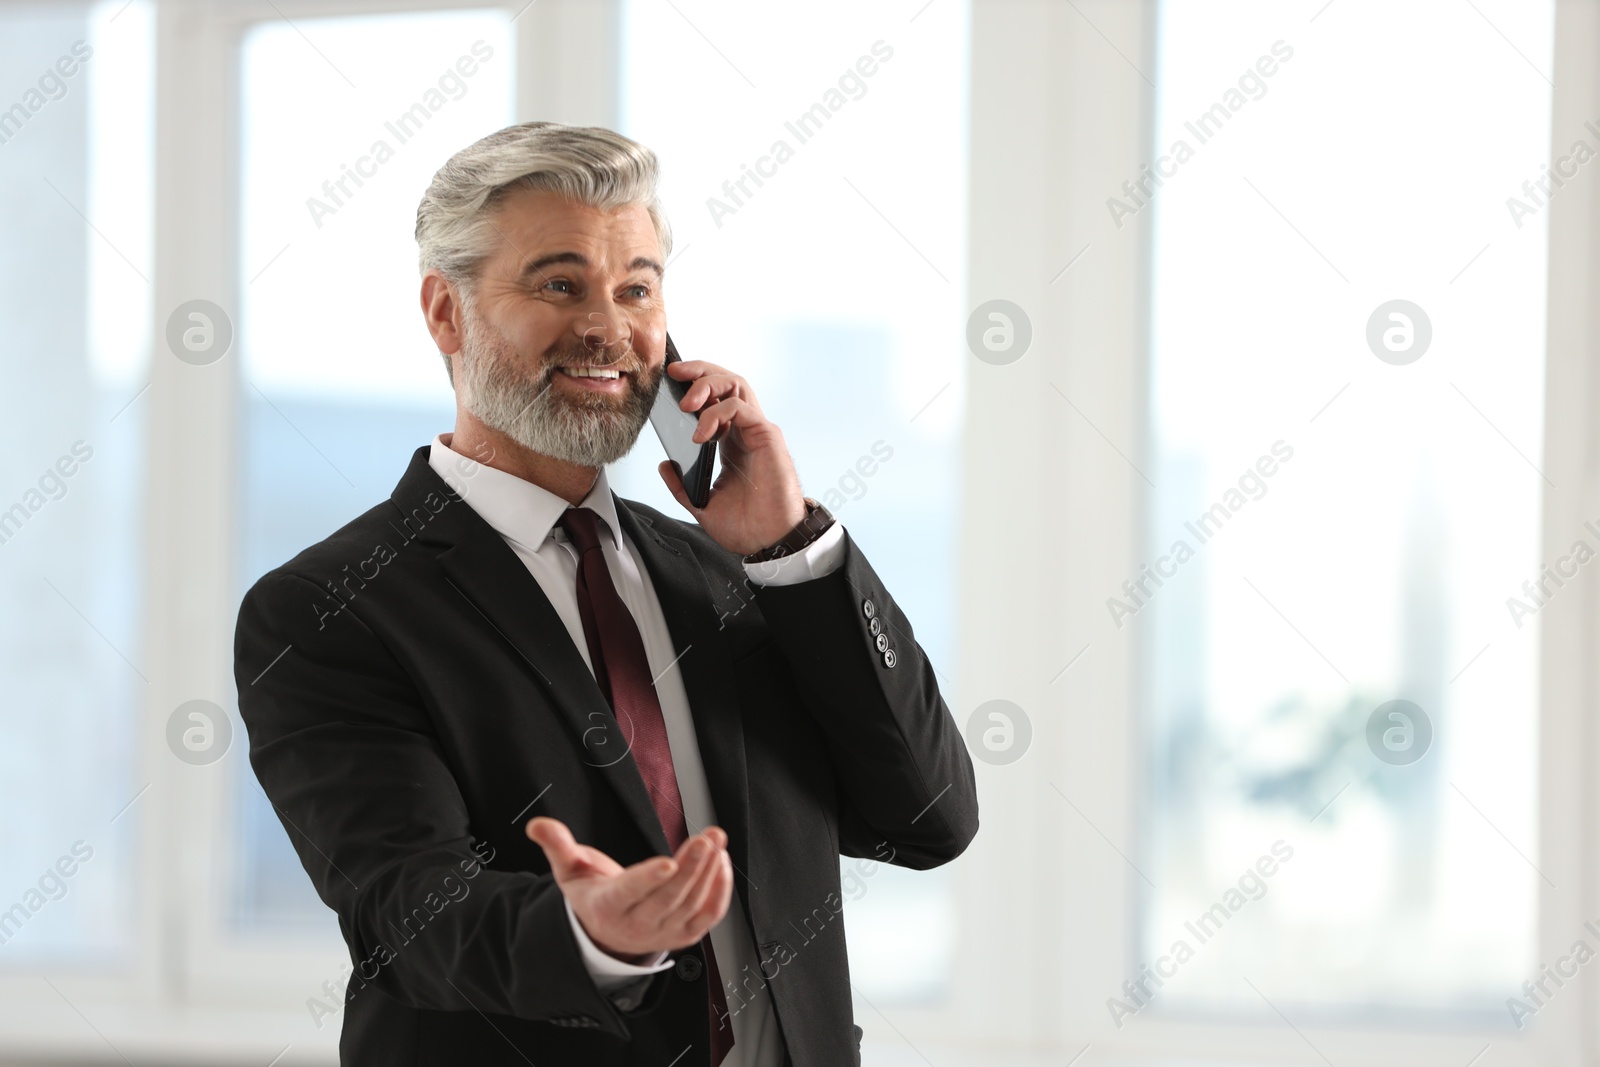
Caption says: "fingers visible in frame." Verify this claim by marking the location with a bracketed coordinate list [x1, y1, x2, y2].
[701, 853, 735, 930]
[603, 851, 681, 910]
[527, 816, 622, 882]
[625, 828, 729, 927]
[595, 826, 715, 918]
[677, 847, 733, 937]
[648, 837, 718, 916]
[630, 828, 720, 912]
[654, 835, 733, 946]
[658, 460, 702, 516]
[555, 826, 733, 958]
[674, 365, 758, 417]
[526, 816, 581, 878]
[666, 358, 722, 382]
[693, 396, 763, 443]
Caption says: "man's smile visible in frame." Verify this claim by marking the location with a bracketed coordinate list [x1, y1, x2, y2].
[553, 364, 630, 394]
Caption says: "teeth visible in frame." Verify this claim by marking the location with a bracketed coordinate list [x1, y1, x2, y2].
[561, 367, 621, 379]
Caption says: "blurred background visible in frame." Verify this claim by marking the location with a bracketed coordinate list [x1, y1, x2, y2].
[2, 0, 1597, 1063]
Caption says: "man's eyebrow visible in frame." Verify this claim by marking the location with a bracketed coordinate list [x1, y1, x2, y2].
[520, 251, 588, 280]
[519, 252, 664, 280]
[628, 256, 665, 278]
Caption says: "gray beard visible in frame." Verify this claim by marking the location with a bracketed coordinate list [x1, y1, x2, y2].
[455, 308, 662, 469]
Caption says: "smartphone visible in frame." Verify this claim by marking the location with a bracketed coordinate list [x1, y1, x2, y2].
[648, 333, 716, 508]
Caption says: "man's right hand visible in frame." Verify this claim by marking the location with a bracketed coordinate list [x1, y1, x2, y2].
[526, 816, 733, 964]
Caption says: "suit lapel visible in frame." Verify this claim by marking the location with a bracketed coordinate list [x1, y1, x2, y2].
[612, 500, 752, 885]
[392, 448, 670, 856]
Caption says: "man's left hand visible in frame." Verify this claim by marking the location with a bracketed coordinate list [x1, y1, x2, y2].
[658, 359, 806, 555]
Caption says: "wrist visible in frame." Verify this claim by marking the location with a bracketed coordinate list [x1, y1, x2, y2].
[576, 910, 657, 965]
[744, 497, 835, 564]
[592, 936, 658, 966]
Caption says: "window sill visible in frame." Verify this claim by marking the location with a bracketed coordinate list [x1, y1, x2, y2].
[0, 996, 338, 1066]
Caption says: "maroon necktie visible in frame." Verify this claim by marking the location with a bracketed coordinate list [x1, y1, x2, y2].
[559, 507, 734, 1065]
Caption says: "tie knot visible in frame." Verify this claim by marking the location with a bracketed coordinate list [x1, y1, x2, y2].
[559, 507, 605, 555]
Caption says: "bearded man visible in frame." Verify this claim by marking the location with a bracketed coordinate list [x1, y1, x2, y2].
[233, 121, 978, 1067]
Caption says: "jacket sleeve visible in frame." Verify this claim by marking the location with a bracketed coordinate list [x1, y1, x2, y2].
[233, 570, 636, 1038]
[750, 531, 979, 868]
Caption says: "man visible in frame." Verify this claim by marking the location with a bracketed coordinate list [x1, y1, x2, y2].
[234, 121, 978, 1067]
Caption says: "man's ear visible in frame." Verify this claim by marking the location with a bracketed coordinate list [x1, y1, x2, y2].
[421, 270, 467, 357]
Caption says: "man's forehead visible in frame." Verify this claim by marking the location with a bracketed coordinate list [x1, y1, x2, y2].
[515, 250, 664, 283]
[490, 188, 660, 267]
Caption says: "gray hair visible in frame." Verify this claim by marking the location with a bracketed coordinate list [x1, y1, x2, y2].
[415, 121, 672, 382]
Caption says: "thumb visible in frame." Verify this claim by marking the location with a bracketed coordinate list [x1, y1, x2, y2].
[526, 816, 584, 881]
[658, 460, 701, 516]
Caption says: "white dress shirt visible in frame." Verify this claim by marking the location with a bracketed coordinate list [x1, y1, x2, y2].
[427, 433, 845, 1067]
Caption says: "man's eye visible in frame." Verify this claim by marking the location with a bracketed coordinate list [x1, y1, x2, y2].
[543, 279, 573, 294]
[624, 285, 650, 299]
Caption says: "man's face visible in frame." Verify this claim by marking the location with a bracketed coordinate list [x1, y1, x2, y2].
[452, 187, 668, 468]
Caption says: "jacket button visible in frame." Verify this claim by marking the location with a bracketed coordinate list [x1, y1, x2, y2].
[868, 616, 881, 636]
[882, 649, 897, 668]
[875, 633, 889, 652]
[676, 953, 704, 981]
[862, 599, 876, 619]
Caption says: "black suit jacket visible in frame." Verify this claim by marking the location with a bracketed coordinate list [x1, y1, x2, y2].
[233, 446, 979, 1067]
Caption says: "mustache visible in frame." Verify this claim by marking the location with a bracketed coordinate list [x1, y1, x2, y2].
[541, 343, 646, 375]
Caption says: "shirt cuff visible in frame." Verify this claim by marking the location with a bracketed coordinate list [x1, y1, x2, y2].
[743, 521, 846, 587]
[565, 897, 673, 992]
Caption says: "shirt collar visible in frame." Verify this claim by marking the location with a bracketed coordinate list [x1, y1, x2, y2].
[426, 433, 624, 553]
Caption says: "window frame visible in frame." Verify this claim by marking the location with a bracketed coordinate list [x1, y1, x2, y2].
[9, 0, 1598, 1061]
[0, 0, 619, 1059]
[954, 0, 1599, 1063]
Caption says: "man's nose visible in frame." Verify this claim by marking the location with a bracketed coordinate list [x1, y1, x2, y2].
[574, 307, 624, 351]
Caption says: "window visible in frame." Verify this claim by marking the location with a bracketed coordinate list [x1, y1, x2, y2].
[17, 0, 1588, 1061]
[1140, 0, 1552, 1021]
[232, 8, 514, 934]
[617, 0, 971, 1003]
[0, 0, 152, 969]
